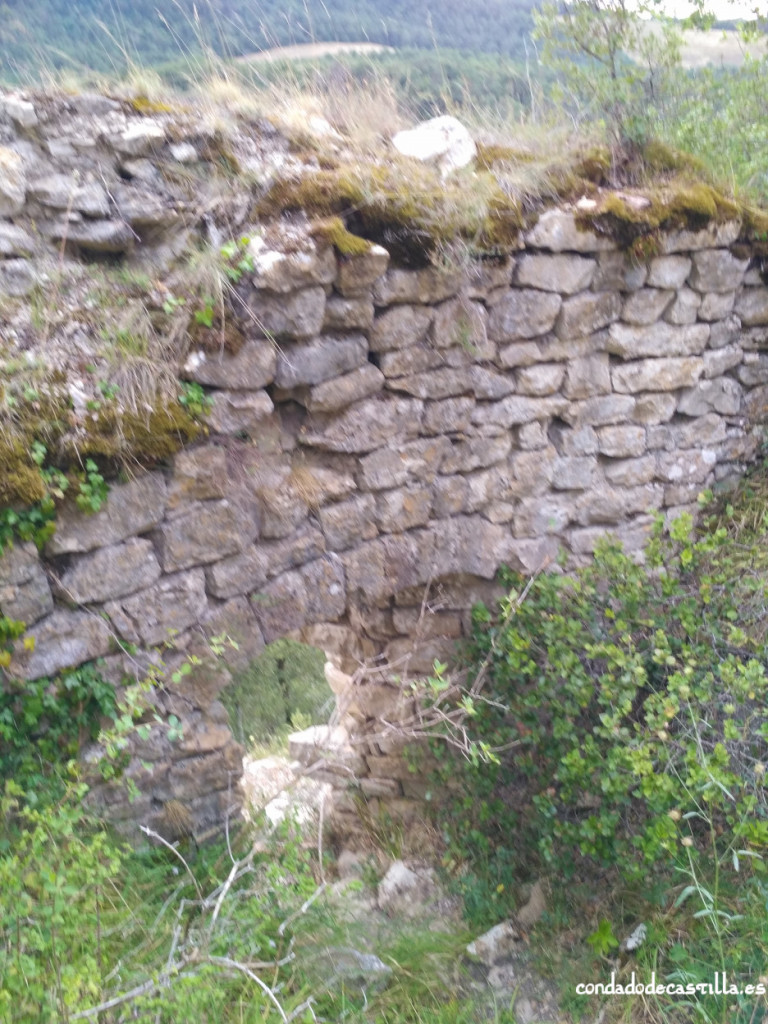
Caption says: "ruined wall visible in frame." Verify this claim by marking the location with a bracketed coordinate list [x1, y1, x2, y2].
[2, 90, 768, 840]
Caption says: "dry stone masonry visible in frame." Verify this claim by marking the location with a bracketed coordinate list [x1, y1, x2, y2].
[2, 91, 768, 840]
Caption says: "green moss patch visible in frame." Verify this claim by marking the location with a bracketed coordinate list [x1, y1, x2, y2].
[310, 216, 372, 256]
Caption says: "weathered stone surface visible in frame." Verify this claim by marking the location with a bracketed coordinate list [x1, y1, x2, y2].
[252, 558, 345, 641]
[251, 285, 326, 339]
[647, 255, 692, 289]
[576, 483, 664, 525]
[110, 121, 165, 156]
[370, 304, 433, 351]
[0, 259, 36, 296]
[0, 146, 25, 216]
[0, 221, 35, 257]
[621, 288, 674, 325]
[306, 364, 384, 412]
[549, 423, 598, 456]
[337, 244, 390, 296]
[703, 344, 743, 378]
[0, 542, 52, 624]
[525, 210, 615, 252]
[689, 249, 749, 292]
[249, 242, 336, 292]
[607, 321, 709, 359]
[515, 253, 595, 294]
[301, 396, 423, 453]
[612, 357, 703, 393]
[257, 475, 309, 540]
[659, 221, 741, 253]
[442, 434, 512, 472]
[377, 342, 442, 377]
[604, 455, 656, 486]
[157, 501, 247, 571]
[167, 447, 228, 509]
[29, 174, 109, 216]
[49, 218, 134, 253]
[359, 437, 451, 489]
[206, 389, 274, 435]
[184, 339, 276, 389]
[551, 456, 597, 490]
[373, 266, 460, 306]
[388, 367, 471, 399]
[432, 474, 469, 515]
[516, 363, 565, 396]
[737, 353, 768, 386]
[592, 251, 647, 291]
[677, 377, 742, 416]
[656, 448, 717, 484]
[664, 288, 701, 325]
[556, 291, 621, 339]
[376, 486, 432, 532]
[423, 396, 475, 434]
[562, 353, 611, 399]
[471, 394, 567, 427]
[488, 289, 562, 341]
[275, 334, 366, 388]
[323, 294, 374, 330]
[647, 414, 727, 451]
[106, 570, 207, 646]
[1, 95, 37, 128]
[734, 288, 768, 326]
[430, 296, 489, 352]
[59, 539, 161, 604]
[468, 366, 515, 399]
[632, 392, 678, 424]
[319, 495, 377, 550]
[561, 394, 635, 427]
[204, 545, 270, 599]
[48, 473, 167, 555]
[596, 424, 646, 458]
[514, 495, 574, 536]
[15, 609, 112, 680]
[699, 290, 735, 321]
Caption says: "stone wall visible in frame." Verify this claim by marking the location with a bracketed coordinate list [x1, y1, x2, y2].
[2, 90, 768, 840]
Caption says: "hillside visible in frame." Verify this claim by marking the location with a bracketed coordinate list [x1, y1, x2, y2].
[0, 0, 538, 82]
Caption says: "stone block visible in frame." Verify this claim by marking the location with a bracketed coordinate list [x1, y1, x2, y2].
[432, 475, 468, 515]
[603, 455, 656, 486]
[343, 531, 436, 602]
[468, 366, 515, 399]
[621, 288, 674, 325]
[606, 322, 709, 359]
[204, 546, 271, 599]
[703, 345, 742, 379]
[562, 353, 611, 399]
[376, 487, 432, 532]
[306, 364, 384, 412]
[370, 304, 433, 351]
[275, 334, 367, 388]
[656, 449, 717, 484]
[517, 420, 549, 449]
[302, 557, 346, 623]
[59, 538, 161, 604]
[632, 392, 678, 424]
[106, 570, 208, 647]
[664, 288, 701, 325]
[336, 244, 390, 296]
[250, 243, 336, 292]
[515, 363, 565, 396]
[441, 434, 512, 473]
[592, 251, 647, 291]
[157, 501, 247, 571]
[561, 394, 636, 427]
[596, 424, 646, 458]
[513, 496, 574, 536]
[373, 266, 461, 306]
[612, 357, 704, 393]
[319, 495, 377, 551]
[514, 253, 596, 293]
[471, 394, 567, 428]
[301, 396, 424, 453]
[699, 291, 736, 322]
[359, 437, 451, 489]
[15, 610, 112, 680]
[377, 342, 442, 377]
[250, 285, 326, 339]
[659, 221, 741, 253]
[677, 377, 742, 416]
[689, 249, 749, 292]
[737, 353, 768, 386]
[734, 289, 768, 327]
[423, 396, 475, 434]
[549, 423, 598, 456]
[0, 222, 35, 257]
[206, 390, 274, 436]
[524, 210, 615, 252]
[167, 446, 228, 509]
[0, 146, 25, 216]
[257, 476, 309, 539]
[184, 339, 276, 389]
[323, 294, 374, 330]
[387, 367, 472, 399]
[576, 484, 664, 525]
[47, 472, 167, 555]
[647, 255, 692, 289]
[0, 542, 52, 625]
[430, 297, 489, 352]
[488, 289, 562, 341]
[555, 291, 621, 339]
[551, 456, 598, 490]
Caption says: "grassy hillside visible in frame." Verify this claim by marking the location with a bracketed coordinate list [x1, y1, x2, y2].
[0, 0, 538, 82]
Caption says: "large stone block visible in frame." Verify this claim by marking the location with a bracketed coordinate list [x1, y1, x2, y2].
[59, 538, 161, 604]
[555, 291, 621, 340]
[677, 377, 742, 416]
[703, 345, 743, 379]
[168, 446, 228, 509]
[301, 396, 424, 453]
[551, 456, 598, 490]
[606, 322, 709, 359]
[275, 334, 367, 388]
[206, 390, 274, 436]
[514, 253, 596, 294]
[370, 305, 433, 351]
[47, 473, 167, 555]
[387, 367, 472, 399]
[306, 364, 384, 412]
[376, 487, 433, 532]
[689, 249, 749, 293]
[612, 357, 704, 394]
[737, 353, 768, 386]
[343, 530, 436, 602]
[336, 244, 390, 296]
[562, 353, 611, 399]
[15, 610, 112, 680]
[0, 542, 53, 625]
[250, 285, 326, 339]
[659, 221, 741, 253]
[632, 392, 678, 424]
[373, 266, 461, 305]
[621, 289, 674, 325]
[430, 297, 490, 353]
[204, 546, 271, 599]
[596, 424, 646, 458]
[734, 289, 768, 327]
[0, 146, 27, 216]
[562, 394, 635, 426]
[471, 394, 568, 428]
[249, 243, 336, 292]
[319, 495, 377, 551]
[106, 569, 208, 646]
[592, 251, 647, 291]
[664, 288, 701, 325]
[359, 437, 451, 489]
[516, 363, 565, 397]
[184, 339, 276, 389]
[647, 255, 692, 289]
[323, 294, 374, 330]
[423, 396, 475, 434]
[524, 210, 615, 252]
[441, 434, 512, 473]
[699, 291, 735, 322]
[377, 342, 442, 378]
[157, 501, 247, 571]
[488, 289, 562, 341]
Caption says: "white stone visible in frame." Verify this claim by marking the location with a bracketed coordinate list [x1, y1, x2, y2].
[392, 115, 476, 175]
